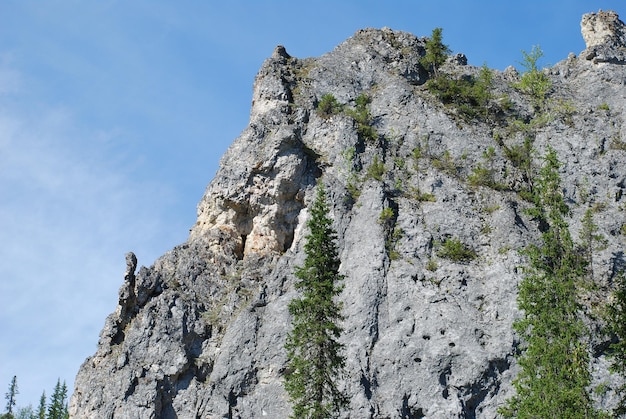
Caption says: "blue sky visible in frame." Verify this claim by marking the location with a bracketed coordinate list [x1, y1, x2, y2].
[0, 0, 623, 408]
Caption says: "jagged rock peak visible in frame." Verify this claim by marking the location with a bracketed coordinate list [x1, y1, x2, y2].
[581, 10, 626, 63]
[582, 10, 626, 47]
[272, 44, 290, 60]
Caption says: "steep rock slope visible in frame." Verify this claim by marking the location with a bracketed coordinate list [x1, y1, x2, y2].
[71, 12, 626, 418]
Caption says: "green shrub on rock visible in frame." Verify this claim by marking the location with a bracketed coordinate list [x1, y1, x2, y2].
[437, 237, 476, 262]
[317, 93, 343, 118]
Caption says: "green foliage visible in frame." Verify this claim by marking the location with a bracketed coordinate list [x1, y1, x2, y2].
[393, 177, 403, 192]
[14, 405, 35, 419]
[412, 145, 422, 161]
[523, 147, 569, 222]
[342, 147, 356, 166]
[36, 393, 45, 419]
[503, 136, 534, 187]
[378, 207, 395, 225]
[317, 93, 343, 118]
[431, 150, 458, 178]
[468, 165, 494, 188]
[284, 185, 347, 418]
[47, 380, 68, 419]
[426, 258, 438, 271]
[551, 98, 576, 126]
[501, 147, 596, 418]
[378, 206, 401, 260]
[605, 271, 626, 416]
[598, 102, 610, 111]
[408, 187, 436, 202]
[1, 378, 67, 419]
[346, 93, 377, 142]
[476, 64, 494, 105]
[425, 66, 495, 120]
[483, 204, 500, 214]
[354, 92, 370, 110]
[483, 145, 496, 160]
[467, 146, 506, 190]
[578, 208, 607, 279]
[437, 237, 476, 263]
[504, 138, 533, 168]
[420, 27, 451, 76]
[4, 376, 17, 418]
[366, 155, 386, 181]
[514, 46, 552, 109]
[387, 227, 403, 260]
[509, 110, 553, 136]
[346, 176, 361, 201]
[577, 177, 591, 204]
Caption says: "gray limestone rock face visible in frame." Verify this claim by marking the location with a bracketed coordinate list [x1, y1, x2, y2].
[71, 12, 626, 418]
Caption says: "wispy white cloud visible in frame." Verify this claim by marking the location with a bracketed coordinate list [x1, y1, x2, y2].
[0, 59, 185, 406]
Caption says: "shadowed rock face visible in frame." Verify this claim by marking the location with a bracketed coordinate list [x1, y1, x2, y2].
[71, 12, 626, 418]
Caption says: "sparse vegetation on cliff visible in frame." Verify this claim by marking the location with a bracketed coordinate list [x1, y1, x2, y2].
[514, 45, 552, 110]
[71, 12, 626, 418]
[316, 93, 343, 118]
[500, 148, 596, 418]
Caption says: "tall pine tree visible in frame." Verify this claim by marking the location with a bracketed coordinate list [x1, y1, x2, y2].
[501, 147, 596, 418]
[3, 376, 17, 419]
[284, 185, 347, 419]
[47, 380, 68, 419]
[605, 270, 626, 416]
[36, 392, 46, 419]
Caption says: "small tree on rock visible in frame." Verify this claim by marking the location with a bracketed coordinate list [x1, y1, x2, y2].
[420, 27, 451, 77]
[578, 207, 607, 280]
[284, 185, 347, 418]
[515, 45, 551, 110]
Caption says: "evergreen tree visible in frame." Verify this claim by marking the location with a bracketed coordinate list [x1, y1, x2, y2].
[35, 392, 45, 419]
[47, 380, 68, 419]
[284, 185, 347, 418]
[501, 147, 595, 418]
[578, 207, 607, 280]
[420, 27, 451, 77]
[514, 45, 552, 110]
[606, 271, 626, 416]
[14, 405, 35, 419]
[4, 376, 18, 419]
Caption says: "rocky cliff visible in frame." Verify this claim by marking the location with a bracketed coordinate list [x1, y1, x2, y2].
[71, 11, 626, 418]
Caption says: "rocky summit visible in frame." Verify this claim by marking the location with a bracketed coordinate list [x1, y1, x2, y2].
[71, 11, 626, 418]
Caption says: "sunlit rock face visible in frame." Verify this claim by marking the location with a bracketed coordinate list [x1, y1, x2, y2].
[71, 12, 626, 418]
[581, 10, 626, 63]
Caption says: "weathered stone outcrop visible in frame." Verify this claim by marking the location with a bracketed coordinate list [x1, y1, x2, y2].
[71, 12, 626, 418]
[581, 9, 626, 63]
